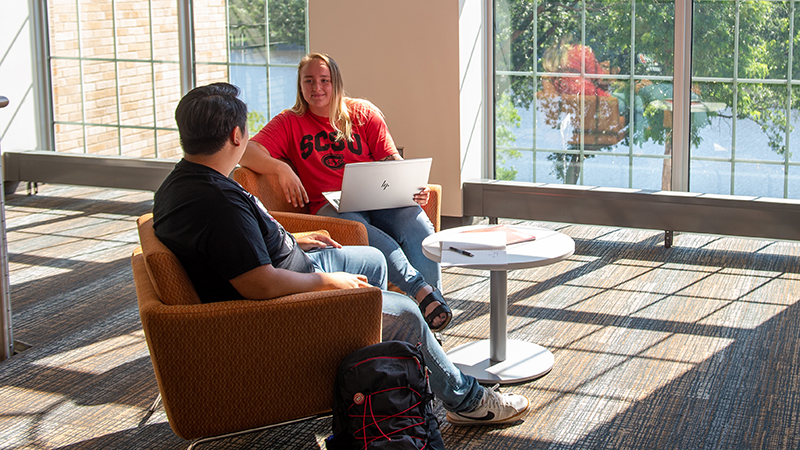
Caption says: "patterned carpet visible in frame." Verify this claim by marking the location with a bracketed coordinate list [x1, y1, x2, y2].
[1, 184, 798, 449]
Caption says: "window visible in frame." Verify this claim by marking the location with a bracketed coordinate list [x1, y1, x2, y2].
[195, 0, 307, 132]
[49, 0, 184, 158]
[494, 0, 800, 199]
[691, 0, 800, 198]
[47, 0, 307, 159]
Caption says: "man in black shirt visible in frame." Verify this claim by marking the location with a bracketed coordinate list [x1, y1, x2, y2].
[153, 83, 530, 427]
[154, 85, 387, 303]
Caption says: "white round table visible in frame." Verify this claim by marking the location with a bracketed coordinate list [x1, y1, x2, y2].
[422, 225, 574, 384]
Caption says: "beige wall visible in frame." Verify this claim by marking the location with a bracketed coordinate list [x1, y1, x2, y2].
[308, 0, 465, 216]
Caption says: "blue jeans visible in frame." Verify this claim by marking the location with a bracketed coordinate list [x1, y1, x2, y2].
[306, 245, 388, 290]
[307, 246, 482, 413]
[381, 291, 483, 413]
[317, 204, 441, 297]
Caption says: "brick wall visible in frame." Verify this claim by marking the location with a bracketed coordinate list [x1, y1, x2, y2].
[49, 0, 227, 159]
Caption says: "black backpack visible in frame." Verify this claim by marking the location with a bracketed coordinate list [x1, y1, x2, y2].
[326, 340, 446, 449]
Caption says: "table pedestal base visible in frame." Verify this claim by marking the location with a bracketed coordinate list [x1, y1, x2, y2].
[447, 339, 554, 385]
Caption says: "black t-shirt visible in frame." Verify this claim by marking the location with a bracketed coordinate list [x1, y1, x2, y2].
[153, 159, 313, 303]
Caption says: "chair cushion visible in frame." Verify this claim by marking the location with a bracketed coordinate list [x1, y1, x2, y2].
[137, 214, 202, 305]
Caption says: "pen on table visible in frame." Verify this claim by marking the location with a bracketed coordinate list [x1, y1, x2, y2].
[448, 246, 474, 257]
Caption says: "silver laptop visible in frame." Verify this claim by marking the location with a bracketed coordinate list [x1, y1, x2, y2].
[322, 158, 432, 213]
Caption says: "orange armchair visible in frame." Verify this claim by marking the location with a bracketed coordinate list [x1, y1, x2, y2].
[233, 166, 442, 233]
[132, 213, 383, 448]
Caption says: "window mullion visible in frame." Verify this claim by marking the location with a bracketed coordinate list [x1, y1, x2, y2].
[177, 0, 195, 95]
[579, 0, 587, 186]
[484, 0, 495, 179]
[149, 0, 159, 157]
[265, 0, 272, 118]
[629, 0, 637, 188]
[112, 0, 122, 156]
[672, 0, 693, 192]
[75, 0, 88, 153]
[532, 1, 539, 183]
[730, 0, 741, 195]
[785, 1, 795, 198]
[33, 0, 54, 151]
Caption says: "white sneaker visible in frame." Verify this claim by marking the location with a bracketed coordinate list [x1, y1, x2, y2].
[446, 385, 529, 426]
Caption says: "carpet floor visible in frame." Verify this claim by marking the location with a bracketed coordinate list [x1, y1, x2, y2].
[1, 184, 798, 449]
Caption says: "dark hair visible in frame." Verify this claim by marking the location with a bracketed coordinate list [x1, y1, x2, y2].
[175, 82, 248, 155]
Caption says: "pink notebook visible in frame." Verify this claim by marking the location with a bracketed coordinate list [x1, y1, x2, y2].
[462, 225, 536, 245]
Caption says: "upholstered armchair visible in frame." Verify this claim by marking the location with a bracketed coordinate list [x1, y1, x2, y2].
[132, 213, 383, 448]
[232, 166, 442, 233]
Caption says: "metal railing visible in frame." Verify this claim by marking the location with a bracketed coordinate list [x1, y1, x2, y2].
[0, 95, 13, 361]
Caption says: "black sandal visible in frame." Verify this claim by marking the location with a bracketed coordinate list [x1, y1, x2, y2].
[418, 288, 453, 332]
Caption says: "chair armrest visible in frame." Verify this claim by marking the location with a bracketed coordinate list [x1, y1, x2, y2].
[271, 211, 369, 246]
[135, 250, 383, 440]
[233, 166, 309, 213]
[424, 184, 441, 232]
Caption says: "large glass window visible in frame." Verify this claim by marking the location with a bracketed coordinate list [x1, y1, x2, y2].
[47, 0, 307, 159]
[195, 0, 307, 132]
[49, 0, 184, 158]
[495, 0, 800, 199]
[691, 0, 800, 198]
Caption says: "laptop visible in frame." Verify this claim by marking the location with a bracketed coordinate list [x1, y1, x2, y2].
[322, 158, 433, 213]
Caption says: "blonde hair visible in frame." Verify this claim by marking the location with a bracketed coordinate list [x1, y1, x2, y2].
[542, 35, 576, 73]
[291, 53, 354, 142]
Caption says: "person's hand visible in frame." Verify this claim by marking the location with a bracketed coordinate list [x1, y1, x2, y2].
[413, 186, 430, 206]
[276, 162, 309, 208]
[321, 272, 371, 290]
[296, 233, 342, 251]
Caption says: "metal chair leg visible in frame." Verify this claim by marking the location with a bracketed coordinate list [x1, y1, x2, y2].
[138, 392, 162, 428]
[186, 413, 330, 450]
[149, 393, 162, 412]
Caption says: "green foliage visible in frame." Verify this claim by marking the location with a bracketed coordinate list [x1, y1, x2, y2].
[496, 91, 522, 147]
[496, 163, 519, 181]
[268, 0, 306, 46]
[247, 111, 267, 135]
[496, 91, 522, 180]
[228, 0, 305, 48]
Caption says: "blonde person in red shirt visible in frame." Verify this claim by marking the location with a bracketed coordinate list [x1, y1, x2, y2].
[240, 53, 452, 333]
[542, 35, 615, 97]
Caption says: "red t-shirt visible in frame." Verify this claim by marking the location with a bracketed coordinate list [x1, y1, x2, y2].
[250, 98, 398, 213]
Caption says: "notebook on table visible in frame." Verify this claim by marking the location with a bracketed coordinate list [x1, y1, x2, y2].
[322, 158, 432, 213]
[462, 225, 537, 245]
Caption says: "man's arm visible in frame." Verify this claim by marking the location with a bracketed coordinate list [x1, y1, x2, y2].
[240, 140, 309, 207]
[229, 263, 370, 300]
